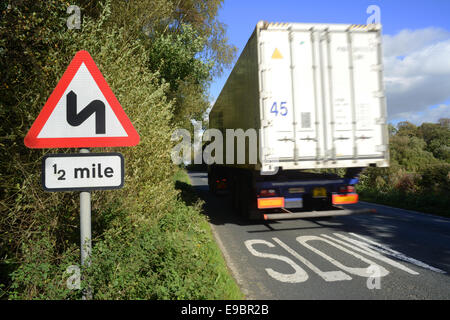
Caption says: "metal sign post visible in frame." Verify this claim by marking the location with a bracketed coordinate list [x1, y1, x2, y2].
[79, 148, 92, 300]
[41, 150, 124, 299]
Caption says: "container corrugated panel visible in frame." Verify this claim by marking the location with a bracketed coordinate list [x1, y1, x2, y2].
[209, 21, 389, 172]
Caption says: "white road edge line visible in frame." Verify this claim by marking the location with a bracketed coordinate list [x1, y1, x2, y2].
[359, 201, 450, 222]
[348, 233, 446, 274]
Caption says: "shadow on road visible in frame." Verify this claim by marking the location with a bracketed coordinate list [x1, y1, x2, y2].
[182, 171, 450, 274]
[182, 172, 376, 233]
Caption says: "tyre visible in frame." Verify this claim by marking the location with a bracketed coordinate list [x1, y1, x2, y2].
[208, 166, 216, 194]
[231, 175, 239, 211]
[238, 175, 259, 220]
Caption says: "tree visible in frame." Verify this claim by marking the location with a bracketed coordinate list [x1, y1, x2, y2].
[388, 123, 397, 137]
[418, 122, 450, 162]
[396, 121, 418, 137]
[144, 0, 237, 129]
[105, 0, 237, 129]
[147, 23, 213, 128]
[0, 0, 236, 298]
[389, 134, 439, 171]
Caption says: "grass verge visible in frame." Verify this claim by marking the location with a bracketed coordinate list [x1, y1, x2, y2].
[6, 167, 244, 300]
[172, 167, 244, 300]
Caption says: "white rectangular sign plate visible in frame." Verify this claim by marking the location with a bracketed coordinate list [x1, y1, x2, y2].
[42, 152, 124, 191]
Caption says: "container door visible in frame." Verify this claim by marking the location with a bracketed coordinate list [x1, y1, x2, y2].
[291, 27, 385, 162]
[321, 30, 355, 160]
[290, 30, 322, 160]
[348, 30, 386, 159]
[323, 29, 385, 160]
[259, 30, 296, 161]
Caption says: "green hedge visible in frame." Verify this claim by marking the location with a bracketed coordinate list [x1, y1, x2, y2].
[1, 1, 241, 299]
[357, 163, 450, 217]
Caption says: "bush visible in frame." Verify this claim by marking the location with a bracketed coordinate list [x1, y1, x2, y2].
[357, 121, 449, 217]
[1, 1, 241, 300]
[419, 163, 450, 193]
[85, 200, 241, 299]
[8, 235, 79, 300]
[357, 154, 449, 217]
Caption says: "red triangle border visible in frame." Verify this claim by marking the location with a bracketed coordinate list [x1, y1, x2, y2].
[24, 50, 140, 148]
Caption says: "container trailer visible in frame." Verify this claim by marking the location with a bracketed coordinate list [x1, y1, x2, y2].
[207, 21, 389, 220]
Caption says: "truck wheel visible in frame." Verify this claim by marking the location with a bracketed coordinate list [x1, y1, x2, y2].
[208, 166, 216, 194]
[231, 175, 239, 211]
[239, 177, 259, 220]
[238, 182, 248, 218]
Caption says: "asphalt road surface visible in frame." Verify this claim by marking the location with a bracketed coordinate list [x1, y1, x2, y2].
[188, 171, 450, 300]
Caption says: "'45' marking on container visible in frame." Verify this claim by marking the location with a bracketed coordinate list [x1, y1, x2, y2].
[270, 101, 288, 116]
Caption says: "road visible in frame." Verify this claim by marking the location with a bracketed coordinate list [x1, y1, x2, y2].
[188, 171, 450, 300]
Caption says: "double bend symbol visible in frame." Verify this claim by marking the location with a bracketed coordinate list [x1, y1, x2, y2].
[66, 90, 106, 134]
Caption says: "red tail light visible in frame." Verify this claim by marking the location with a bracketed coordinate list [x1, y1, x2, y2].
[216, 178, 227, 190]
[339, 186, 355, 193]
[258, 189, 277, 197]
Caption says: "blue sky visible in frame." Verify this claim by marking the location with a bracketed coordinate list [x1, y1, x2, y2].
[208, 0, 450, 124]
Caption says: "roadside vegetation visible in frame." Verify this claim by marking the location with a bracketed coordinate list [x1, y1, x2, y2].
[357, 121, 450, 218]
[0, 0, 240, 299]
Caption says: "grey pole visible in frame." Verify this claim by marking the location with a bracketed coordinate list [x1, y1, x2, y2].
[79, 148, 92, 299]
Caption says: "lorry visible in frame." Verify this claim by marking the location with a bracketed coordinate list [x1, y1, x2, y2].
[207, 21, 389, 220]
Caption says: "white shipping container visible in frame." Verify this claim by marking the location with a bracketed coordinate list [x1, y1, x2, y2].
[209, 21, 389, 172]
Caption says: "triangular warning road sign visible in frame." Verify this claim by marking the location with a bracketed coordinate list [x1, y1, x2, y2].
[24, 50, 139, 148]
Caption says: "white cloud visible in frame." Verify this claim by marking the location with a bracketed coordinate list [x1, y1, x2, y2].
[383, 28, 450, 58]
[383, 27, 450, 122]
[391, 104, 450, 125]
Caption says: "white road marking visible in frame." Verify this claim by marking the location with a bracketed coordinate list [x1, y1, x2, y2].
[244, 231, 445, 285]
[272, 237, 352, 282]
[296, 235, 389, 278]
[348, 233, 446, 274]
[366, 265, 382, 289]
[322, 233, 419, 275]
[244, 239, 309, 283]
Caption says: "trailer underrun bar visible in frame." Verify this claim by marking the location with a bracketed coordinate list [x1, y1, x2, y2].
[263, 207, 376, 220]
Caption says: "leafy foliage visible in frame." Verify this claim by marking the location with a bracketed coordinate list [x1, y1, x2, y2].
[86, 199, 241, 299]
[358, 120, 450, 217]
[109, 0, 237, 129]
[0, 0, 240, 299]
[418, 122, 450, 162]
[147, 24, 213, 127]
